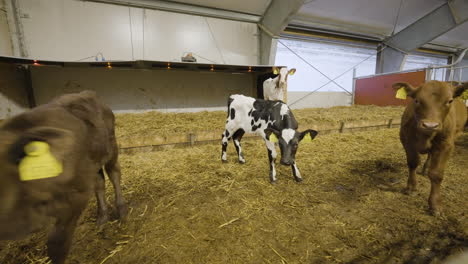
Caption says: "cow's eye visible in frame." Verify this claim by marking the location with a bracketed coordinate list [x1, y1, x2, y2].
[414, 99, 420, 104]
[447, 99, 453, 104]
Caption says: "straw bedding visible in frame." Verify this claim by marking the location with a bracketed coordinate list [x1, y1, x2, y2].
[0, 106, 466, 264]
[114, 105, 405, 140]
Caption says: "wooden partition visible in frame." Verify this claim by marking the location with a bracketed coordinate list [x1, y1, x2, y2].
[354, 70, 426, 106]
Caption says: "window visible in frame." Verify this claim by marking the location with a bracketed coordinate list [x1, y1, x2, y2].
[275, 39, 376, 92]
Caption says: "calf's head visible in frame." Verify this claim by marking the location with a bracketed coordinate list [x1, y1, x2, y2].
[0, 127, 74, 239]
[393, 81, 468, 133]
[273, 67, 296, 90]
[265, 128, 318, 165]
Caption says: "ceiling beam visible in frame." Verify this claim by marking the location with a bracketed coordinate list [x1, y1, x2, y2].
[83, 0, 261, 23]
[376, 0, 468, 73]
[258, 0, 305, 65]
[385, 0, 468, 52]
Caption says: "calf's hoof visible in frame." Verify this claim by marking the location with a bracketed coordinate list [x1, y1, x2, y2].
[429, 208, 444, 218]
[270, 180, 277, 185]
[238, 160, 246, 164]
[96, 213, 109, 227]
[221, 159, 228, 163]
[118, 203, 129, 221]
[294, 177, 303, 183]
[403, 187, 416, 195]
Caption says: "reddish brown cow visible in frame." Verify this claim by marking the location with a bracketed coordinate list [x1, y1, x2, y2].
[0, 91, 128, 264]
[393, 81, 467, 215]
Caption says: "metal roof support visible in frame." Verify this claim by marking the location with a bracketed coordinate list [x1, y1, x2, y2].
[83, 0, 261, 23]
[376, 0, 468, 74]
[375, 45, 407, 74]
[448, 52, 468, 82]
[4, 0, 28, 57]
[258, 0, 305, 65]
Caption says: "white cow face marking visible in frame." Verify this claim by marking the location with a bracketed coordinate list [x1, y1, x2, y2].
[278, 68, 289, 89]
[281, 128, 296, 144]
[280, 104, 289, 119]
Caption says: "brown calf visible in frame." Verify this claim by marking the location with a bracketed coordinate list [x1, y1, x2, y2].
[393, 81, 467, 215]
[0, 91, 128, 264]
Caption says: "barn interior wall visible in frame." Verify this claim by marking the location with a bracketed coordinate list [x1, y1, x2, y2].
[0, 0, 13, 56]
[0, 63, 30, 119]
[287, 91, 351, 109]
[15, 0, 259, 65]
[453, 59, 468, 82]
[30, 66, 255, 113]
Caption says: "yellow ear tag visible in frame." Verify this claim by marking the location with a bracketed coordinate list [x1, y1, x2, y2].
[269, 133, 278, 143]
[19, 141, 63, 181]
[461, 90, 468, 100]
[273, 68, 279, 75]
[302, 133, 313, 143]
[395, 87, 407, 100]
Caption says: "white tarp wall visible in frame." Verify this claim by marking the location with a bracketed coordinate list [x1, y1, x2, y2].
[1, 0, 259, 64]
[0, 0, 261, 117]
[276, 38, 450, 109]
[0, 1, 13, 56]
[275, 38, 376, 109]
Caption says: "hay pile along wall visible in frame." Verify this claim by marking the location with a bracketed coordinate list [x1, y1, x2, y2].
[1, 128, 466, 264]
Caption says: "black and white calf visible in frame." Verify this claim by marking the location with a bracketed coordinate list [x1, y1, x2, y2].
[221, 94, 318, 183]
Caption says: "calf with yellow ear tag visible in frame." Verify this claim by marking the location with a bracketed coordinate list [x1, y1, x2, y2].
[263, 67, 297, 101]
[222, 94, 318, 183]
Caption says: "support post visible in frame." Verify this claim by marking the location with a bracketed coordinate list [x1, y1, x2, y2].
[351, 68, 356, 105]
[258, 0, 305, 65]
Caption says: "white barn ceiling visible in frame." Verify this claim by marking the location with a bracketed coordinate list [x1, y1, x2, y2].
[164, 0, 272, 15]
[159, 0, 467, 51]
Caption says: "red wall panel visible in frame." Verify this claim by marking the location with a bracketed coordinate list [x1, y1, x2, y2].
[355, 70, 426, 106]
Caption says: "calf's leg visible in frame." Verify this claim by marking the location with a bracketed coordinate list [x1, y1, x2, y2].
[95, 169, 109, 226]
[265, 140, 277, 183]
[105, 158, 128, 220]
[232, 129, 246, 164]
[427, 144, 452, 215]
[421, 153, 431, 176]
[221, 129, 233, 162]
[47, 198, 87, 264]
[404, 147, 420, 194]
[291, 162, 303, 182]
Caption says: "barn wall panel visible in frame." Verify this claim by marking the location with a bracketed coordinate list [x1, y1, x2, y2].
[0, 0, 13, 56]
[354, 70, 426, 106]
[30, 66, 255, 112]
[17, 0, 258, 64]
[287, 92, 351, 109]
[0, 63, 30, 119]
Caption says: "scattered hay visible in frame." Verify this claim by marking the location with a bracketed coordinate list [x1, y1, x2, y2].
[1, 105, 465, 263]
[1, 127, 466, 263]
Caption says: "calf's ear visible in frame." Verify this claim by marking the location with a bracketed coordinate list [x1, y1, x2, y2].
[264, 128, 280, 142]
[299, 129, 318, 143]
[272, 67, 280, 75]
[453, 82, 468, 99]
[392, 82, 418, 99]
[8, 127, 74, 165]
[288, 68, 296, 75]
